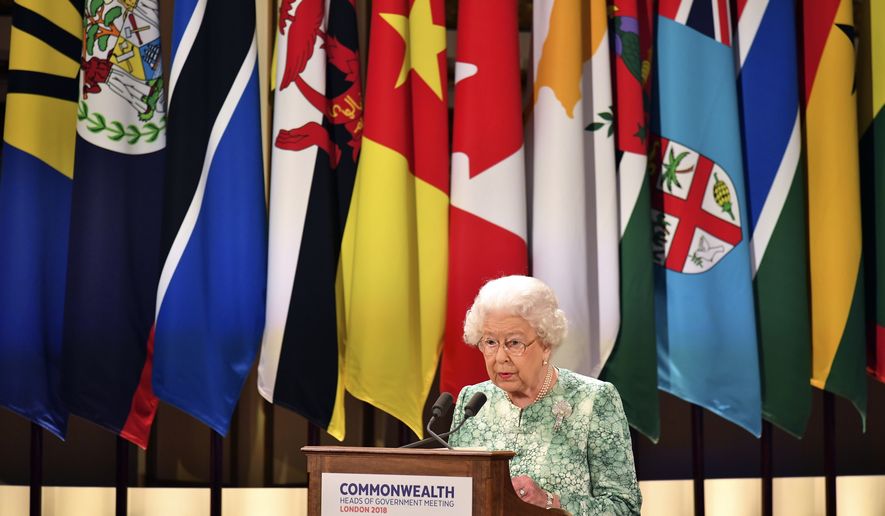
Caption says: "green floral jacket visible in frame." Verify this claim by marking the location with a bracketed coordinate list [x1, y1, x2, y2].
[448, 368, 641, 515]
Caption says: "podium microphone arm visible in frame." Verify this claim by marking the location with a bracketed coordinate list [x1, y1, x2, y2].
[400, 415, 470, 449]
[400, 392, 486, 449]
[425, 417, 453, 450]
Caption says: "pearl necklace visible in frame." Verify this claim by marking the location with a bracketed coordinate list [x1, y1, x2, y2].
[507, 364, 553, 405]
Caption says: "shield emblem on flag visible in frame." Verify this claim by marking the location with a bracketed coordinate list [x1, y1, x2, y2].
[651, 137, 742, 274]
[79, 0, 165, 155]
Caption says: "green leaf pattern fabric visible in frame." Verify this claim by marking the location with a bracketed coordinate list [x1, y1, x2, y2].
[449, 369, 641, 515]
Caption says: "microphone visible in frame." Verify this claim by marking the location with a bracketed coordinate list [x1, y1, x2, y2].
[401, 392, 454, 449]
[462, 391, 487, 418]
[400, 392, 487, 449]
[426, 392, 454, 450]
[431, 392, 454, 418]
[443, 392, 487, 439]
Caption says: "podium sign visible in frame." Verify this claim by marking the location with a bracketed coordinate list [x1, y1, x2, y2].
[304, 446, 569, 516]
[321, 472, 473, 515]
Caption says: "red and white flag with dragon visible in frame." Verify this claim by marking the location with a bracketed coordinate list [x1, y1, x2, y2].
[259, 0, 363, 439]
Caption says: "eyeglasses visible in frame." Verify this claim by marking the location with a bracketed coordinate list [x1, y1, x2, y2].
[476, 336, 538, 357]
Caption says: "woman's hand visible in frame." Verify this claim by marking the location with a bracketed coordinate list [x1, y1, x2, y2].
[511, 475, 559, 509]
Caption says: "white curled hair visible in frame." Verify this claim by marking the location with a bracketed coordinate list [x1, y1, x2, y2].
[463, 275, 568, 349]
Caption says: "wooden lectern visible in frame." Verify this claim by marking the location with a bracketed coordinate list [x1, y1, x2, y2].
[303, 446, 570, 515]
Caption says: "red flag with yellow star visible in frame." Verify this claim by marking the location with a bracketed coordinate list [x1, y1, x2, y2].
[339, 0, 449, 438]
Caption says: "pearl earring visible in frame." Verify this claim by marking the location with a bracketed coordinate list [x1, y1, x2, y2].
[543, 359, 548, 365]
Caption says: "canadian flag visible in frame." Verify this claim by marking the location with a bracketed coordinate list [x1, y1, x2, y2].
[439, 0, 528, 397]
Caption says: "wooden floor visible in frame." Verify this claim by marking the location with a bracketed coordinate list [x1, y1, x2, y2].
[0, 477, 884, 516]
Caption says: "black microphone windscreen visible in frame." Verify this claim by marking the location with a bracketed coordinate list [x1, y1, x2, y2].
[463, 392, 487, 418]
[431, 392, 454, 418]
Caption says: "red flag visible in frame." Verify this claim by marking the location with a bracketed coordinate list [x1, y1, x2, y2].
[440, 0, 528, 397]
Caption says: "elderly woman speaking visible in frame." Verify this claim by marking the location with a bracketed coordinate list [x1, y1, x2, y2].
[448, 275, 641, 515]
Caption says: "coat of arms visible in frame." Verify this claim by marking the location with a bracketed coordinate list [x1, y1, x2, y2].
[78, 0, 165, 153]
[275, 0, 363, 167]
[651, 137, 742, 274]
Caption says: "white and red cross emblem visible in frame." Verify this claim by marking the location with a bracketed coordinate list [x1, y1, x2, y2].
[651, 137, 742, 274]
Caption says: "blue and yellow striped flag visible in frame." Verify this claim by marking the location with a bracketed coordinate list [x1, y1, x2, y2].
[0, 0, 81, 437]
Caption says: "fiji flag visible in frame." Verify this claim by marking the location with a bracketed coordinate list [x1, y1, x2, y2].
[652, 0, 762, 435]
[151, 0, 267, 434]
[0, 0, 81, 437]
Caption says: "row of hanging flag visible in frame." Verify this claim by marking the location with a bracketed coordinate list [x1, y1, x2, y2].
[0, 0, 264, 447]
[0, 0, 883, 449]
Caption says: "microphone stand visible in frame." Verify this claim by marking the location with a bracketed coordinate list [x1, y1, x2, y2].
[400, 392, 487, 449]
[425, 416, 453, 450]
[400, 413, 470, 449]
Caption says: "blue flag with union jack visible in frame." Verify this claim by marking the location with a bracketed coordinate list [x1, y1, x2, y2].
[651, 0, 762, 435]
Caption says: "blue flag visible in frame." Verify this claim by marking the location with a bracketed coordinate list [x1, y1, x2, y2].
[151, 0, 267, 434]
[0, 0, 81, 438]
[651, 10, 761, 435]
[736, 0, 811, 437]
[61, 0, 167, 449]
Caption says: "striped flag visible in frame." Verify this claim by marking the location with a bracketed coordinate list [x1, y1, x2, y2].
[599, 0, 660, 442]
[258, 0, 362, 440]
[653, 0, 762, 435]
[152, 0, 267, 434]
[735, 0, 811, 436]
[0, 0, 80, 438]
[803, 0, 868, 425]
[439, 0, 527, 397]
[60, 0, 165, 448]
[857, 0, 885, 383]
[339, 0, 449, 438]
[532, 0, 619, 377]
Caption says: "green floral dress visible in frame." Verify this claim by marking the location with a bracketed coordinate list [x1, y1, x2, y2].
[448, 368, 641, 515]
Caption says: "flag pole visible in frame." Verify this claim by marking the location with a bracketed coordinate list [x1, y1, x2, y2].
[397, 421, 411, 448]
[146, 413, 158, 486]
[263, 400, 274, 485]
[361, 404, 376, 447]
[691, 404, 705, 516]
[823, 392, 836, 516]
[760, 420, 773, 516]
[230, 406, 240, 486]
[307, 422, 320, 446]
[29, 422, 42, 516]
[115, 436, 129, 516]
[210, 430, 223, 516]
